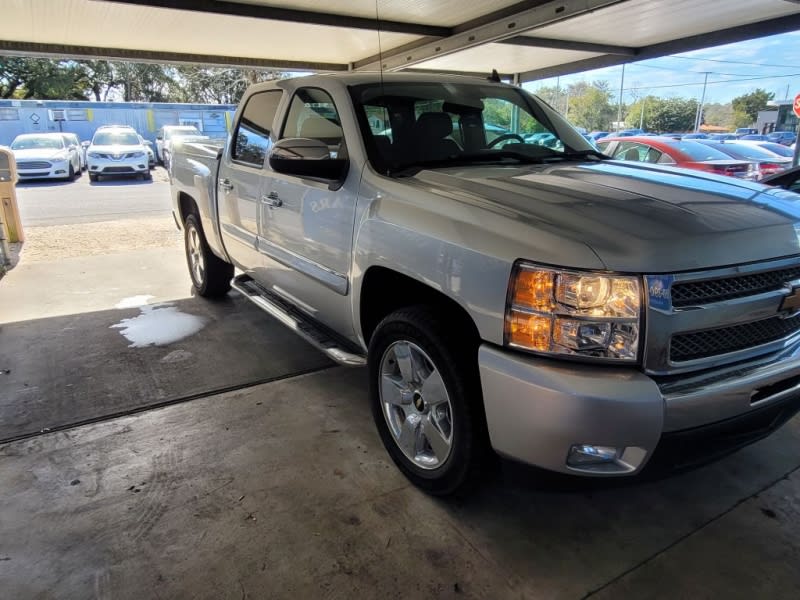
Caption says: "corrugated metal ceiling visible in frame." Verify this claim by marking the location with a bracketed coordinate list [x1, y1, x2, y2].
[1, 0, 799, 82]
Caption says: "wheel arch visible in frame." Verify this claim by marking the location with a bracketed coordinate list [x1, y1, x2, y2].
[358, 266, 481, 348]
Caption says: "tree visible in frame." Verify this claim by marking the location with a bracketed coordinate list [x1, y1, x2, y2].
[731, 88, 774, 127]
[76, 60, 120, 101]
[0, 57, 86, 99]
[702, 102, 734, 130]
[566, 81, 616, 131]
[625, 96, 698, 132]
[173, 66, 285, 104]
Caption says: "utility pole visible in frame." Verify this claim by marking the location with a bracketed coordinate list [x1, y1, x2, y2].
[639, 97, 646, 130]
[694, 72, 709, 133]
[616, 64, 625, 132]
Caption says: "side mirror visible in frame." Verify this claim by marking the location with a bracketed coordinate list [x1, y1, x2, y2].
[268, 138, 348, 182]
[156, 136, 163, 141]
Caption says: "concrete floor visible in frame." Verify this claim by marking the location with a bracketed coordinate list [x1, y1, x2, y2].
[2, 179, 800, 598]
[1, 368, 799, 599]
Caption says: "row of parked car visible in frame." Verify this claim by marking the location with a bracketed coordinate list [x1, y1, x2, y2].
[587, 129, 797, 146]
[6, 124, 205, 182]
[596, 135, 795, 181]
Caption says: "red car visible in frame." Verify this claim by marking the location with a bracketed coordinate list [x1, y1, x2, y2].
[597, 136, 755, 180]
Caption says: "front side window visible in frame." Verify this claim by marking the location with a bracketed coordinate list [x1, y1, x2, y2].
[232, 89, 282, 166]
[282, 88, 343, 154]
[349, 81, 593, 175]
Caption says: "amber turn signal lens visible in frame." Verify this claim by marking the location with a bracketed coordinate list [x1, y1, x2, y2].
[512, 269, 554, 310]
[507, 311, 552, 351]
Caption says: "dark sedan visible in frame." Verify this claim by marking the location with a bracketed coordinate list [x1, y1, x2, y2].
[697, 140, 791, 179]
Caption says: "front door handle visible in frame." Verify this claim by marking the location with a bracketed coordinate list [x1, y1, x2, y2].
[262, 191, 283, 208]
[219, 178, 234, 192]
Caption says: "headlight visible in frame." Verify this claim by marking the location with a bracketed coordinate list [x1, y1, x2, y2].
[505, 263, 641, 362]
[87, 152, 100, 158]
[131, 151, 145, 158]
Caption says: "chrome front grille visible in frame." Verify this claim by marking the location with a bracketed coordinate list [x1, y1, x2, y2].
[670, 314, 800, 362]
[645, 256, 800, 375]
[672, 266, 800, 307]
[17, 161, 51, 169]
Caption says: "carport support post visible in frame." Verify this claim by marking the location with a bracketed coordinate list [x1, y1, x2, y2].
[616, 64, 625, 132]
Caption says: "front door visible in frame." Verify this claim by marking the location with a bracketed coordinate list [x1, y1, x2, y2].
[258, 87, 358, 321]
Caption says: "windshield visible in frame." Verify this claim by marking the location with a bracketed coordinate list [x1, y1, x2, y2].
[92, 131, 140, 146]
[756, 142, 794, 157]
[708, 142, 785, 160]
[166, 127, 201, 139]
[349, 81, 595, 175]
[11, 136, 64, 150]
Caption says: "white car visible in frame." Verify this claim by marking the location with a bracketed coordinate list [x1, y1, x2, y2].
[156, 125, 202, 169]
[87, 126, 151, 181]
[61, 133, 86, 171]
[10, 133, 82, 181]
[138, 135, 156, 169]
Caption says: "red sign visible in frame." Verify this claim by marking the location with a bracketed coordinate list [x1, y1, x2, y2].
[794, 93, 800, 118]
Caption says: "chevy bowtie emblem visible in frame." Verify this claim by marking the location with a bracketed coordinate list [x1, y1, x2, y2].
[779, 283, 800, 313]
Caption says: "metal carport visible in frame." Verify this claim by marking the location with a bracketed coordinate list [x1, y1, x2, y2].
[2, 0, 800, 81]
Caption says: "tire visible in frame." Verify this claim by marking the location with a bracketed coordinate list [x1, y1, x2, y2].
[184, 213, 233, 297]
[368, 306, 489, 496]
[89, 173, 98, 182]
[162, 150, 170, 171]
[143, 170, 152, 180]
[66, 164, 76, 182]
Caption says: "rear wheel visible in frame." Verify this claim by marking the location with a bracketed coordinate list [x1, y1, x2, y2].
[66, 164, 76, 182]
[368, 306, 489, 496]
[184, 213, 233, 297]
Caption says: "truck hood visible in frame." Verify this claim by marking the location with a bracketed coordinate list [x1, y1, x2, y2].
[407, 160, 800, 272]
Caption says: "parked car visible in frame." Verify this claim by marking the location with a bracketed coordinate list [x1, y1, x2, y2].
[524, 132, 557, 147]
[171, 72, 800, 495]
[736, 140, 795, 158]
[735, 127, 758, 137]
[156, 125, 203, 168]
[697, 140, 791, 179]
[708, 133, 738, 141]
[9, 132, 81, 181]
[681, 133, 708, 139]
[739, 134, 769, 141]
[597, 136, 755, 179]
[588, 131, 609, 140]
[86, 125, 151, 181]
[766, 131, 796, 146]
[138, 135, 156, 168]
[660, 133, 683, 140]
[60, 133, 86, 171]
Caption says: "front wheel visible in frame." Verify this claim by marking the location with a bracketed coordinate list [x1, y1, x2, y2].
[369, 307, 489, 496]
[184, 213, 233, 297]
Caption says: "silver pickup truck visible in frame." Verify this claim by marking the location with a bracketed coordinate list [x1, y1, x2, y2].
[171, 72, 800, 495]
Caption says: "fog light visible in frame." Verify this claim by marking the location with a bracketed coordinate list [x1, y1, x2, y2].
[568, 444, 619, 466]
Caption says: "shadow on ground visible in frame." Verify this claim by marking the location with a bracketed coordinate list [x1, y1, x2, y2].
[0, 293, 332, 441]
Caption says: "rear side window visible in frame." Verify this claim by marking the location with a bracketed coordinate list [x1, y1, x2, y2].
[232, 89, 283, 166]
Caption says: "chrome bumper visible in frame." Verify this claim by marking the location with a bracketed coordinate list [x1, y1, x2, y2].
[478, 342, 800, 476]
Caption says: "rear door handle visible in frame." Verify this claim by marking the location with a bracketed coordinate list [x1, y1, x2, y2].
[262, 191, 283, 208]
[219, 178, 234, 192]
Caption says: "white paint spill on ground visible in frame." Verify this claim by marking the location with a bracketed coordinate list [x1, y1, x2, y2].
[110, 304, 207, 348]
[115, 295, 155, 309]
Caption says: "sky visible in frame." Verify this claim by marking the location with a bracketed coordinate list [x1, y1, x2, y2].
[523, 30, 800, 106]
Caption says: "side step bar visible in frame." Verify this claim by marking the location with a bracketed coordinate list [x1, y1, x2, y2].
[231, 274, 366, 366]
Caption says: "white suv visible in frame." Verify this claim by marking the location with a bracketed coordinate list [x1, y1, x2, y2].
[87, 126, 151, 181]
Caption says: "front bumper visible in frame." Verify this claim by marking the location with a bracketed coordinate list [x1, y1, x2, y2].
[89, 158, 149, 176]
[17, 160, 70, 179]
[478, 343, 800, 476]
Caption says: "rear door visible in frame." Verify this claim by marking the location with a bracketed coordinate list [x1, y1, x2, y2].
[217, 89, 283, 269]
